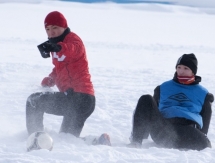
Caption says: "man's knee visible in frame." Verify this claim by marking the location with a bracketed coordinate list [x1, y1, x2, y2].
[136, 94, 155, 110]
[26, 93, 46, 116]
[27, 93, 42, 108]
[139, 94, 153, 103]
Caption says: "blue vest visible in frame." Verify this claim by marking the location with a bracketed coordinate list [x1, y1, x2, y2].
[159, 80, 208, 128]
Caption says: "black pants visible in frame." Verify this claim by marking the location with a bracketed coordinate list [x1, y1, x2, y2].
[131, 95, 211, 150]
[26, 90, 95, 137]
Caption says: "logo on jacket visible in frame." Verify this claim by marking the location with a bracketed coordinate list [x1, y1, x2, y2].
[168, 93, 191, 102]
[53, 52, 66, 61]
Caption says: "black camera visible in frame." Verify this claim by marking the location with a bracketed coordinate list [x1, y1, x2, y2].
[37, 41, 50, 58]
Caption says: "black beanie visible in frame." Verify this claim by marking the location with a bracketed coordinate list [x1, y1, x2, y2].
[175, 53, 198, 75]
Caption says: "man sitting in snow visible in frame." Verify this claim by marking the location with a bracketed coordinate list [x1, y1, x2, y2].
[128, 53, 214, 150]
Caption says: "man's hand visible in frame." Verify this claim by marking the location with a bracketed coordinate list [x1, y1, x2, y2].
[37, 41, 62, 58]
[41, 77, 55, 87]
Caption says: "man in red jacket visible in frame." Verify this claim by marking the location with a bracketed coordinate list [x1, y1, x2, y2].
[26, 11, 95, 137]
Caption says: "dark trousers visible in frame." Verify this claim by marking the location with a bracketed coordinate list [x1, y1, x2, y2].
[26, 90, 95, 137]
[131, 95, 211, 150]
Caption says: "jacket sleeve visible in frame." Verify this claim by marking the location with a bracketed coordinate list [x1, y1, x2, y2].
[200, 93, 214, 135]
[49, 67, 57, 81]
[153, 86, 160, 107]
[57, 34, 85, 60]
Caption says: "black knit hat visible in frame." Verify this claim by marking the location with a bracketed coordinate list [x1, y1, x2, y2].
[175, 53, 198, 75]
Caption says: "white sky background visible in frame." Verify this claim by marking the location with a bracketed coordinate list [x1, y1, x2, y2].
[0, 0, 215, 163]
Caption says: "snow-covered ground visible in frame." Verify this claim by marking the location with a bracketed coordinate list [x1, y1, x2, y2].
[0, 0, 215, 162]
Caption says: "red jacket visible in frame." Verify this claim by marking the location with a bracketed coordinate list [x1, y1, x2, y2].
[48, 32, 94, 96]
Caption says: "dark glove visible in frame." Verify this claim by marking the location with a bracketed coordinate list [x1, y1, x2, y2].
[37, 41, 62, 58]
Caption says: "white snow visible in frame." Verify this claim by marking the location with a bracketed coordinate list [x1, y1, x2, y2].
[0, 0, 215, 162]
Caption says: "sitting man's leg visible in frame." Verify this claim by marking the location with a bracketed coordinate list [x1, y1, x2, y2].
[130, 94, 161, 146]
